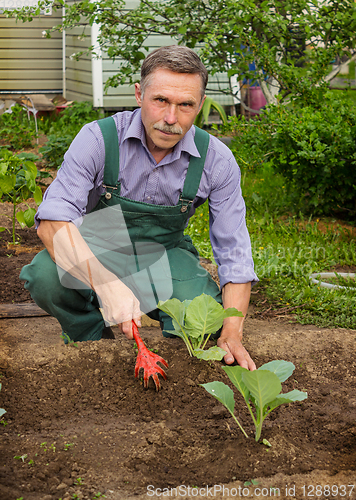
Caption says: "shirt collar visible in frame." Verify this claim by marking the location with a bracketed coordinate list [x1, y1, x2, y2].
[123, 109, 201, 160]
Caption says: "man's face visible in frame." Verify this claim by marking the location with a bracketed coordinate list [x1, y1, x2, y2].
[135, 68, 205, 159]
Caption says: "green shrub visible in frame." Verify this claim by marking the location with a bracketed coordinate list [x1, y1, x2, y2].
[220, 115, 272, 173]
[225, 91, 356, 218]
[267, 92, 356, 217]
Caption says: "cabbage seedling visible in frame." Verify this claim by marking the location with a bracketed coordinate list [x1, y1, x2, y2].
[158, 294, 243, 361]
[202, 360, 307, 441]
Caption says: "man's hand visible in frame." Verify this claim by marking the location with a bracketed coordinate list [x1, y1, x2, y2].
[95, 281, 141, 340]
[38, 220, 142, 339]
[217, 323, 256, 370]
[220, 281, 255, 370]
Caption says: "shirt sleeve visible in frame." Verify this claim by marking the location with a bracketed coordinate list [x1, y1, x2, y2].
[35, 121, 105, 228]
[207, 139, 258, 287]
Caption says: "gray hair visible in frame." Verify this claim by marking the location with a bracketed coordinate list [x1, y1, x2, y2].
[140, 45, 208, 100]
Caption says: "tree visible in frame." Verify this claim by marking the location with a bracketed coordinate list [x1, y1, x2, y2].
[7, 0, 356, 107]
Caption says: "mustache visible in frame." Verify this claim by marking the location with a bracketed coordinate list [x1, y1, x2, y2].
[153, 123, 183, 134]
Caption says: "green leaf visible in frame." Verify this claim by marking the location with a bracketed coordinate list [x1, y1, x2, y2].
[24, 169, 36, 192]
[211, 100, 228, 125]
[202, 96, 213, 126]
[242, 370, 282, 409]
[258, 360, 295, 382]
[158, 298, 186, 330]
[24, 160, 37, 178]
[195, 96, 228, 127]
[16, 211, 27, 229]
[23, 208, 36, 228]
[0, 162, 8, 176]
[177, 25, 187, 35]
[17, 152, 40, 162]
[185, 294, 242, 339]
[222, 365, 250, 402]
[0, 174, 16, 194]
[201, 381, 235, 415]
[268, 389, 308, 411]
[163, 329, 185, 339]
[194, 346, 227, 360]
[33, 185, 42, 205]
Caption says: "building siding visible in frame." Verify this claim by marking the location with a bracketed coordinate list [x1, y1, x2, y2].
[64, 24, 93, 102]
[0, 13, 63, 93]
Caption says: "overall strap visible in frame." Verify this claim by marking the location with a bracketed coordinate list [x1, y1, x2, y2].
[97, 116, 120, 197]
[180, 126, 210, 212]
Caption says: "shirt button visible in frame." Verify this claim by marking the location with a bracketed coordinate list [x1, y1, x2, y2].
[147, 196, 151, 200]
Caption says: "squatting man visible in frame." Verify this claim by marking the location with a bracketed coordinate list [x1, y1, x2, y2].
[20, 45, 258, 370]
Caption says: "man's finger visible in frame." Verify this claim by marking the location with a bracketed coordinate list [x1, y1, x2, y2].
[218, 339, 256, 370]
[120, 320, 134, 339]
[217, 340, 234, 365]
[133, 315, 141, 328]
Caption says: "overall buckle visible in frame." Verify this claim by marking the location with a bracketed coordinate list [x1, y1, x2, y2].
[103, 184, 118, 200]
[179, 196, 194, 213]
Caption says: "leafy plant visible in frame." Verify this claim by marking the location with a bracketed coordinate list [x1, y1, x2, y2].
[39, 101, 102, 169]
[202, 360, 307, 441]
[39, 134, 73, 169]
[244, 479, 259, 487]
[50, 101, 101, 134]
[0, 104, 36, 150]
[195, 96, 228, 128]
[157, 293, 243, 360]
[0, 149, 42, 243]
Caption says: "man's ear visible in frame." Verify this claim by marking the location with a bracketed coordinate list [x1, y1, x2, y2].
[135, 83, 142, 107]
[198, 95, 206, 113]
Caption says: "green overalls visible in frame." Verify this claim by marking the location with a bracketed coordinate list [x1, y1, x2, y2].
[20, 117, 222, 342]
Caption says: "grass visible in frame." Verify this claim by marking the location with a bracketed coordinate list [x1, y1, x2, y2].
[185, 166, 356, 330]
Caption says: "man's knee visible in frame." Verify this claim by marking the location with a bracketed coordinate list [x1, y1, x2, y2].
[20, 250, 61, 300]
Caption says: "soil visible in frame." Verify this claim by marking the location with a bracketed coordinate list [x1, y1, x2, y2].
[0, 205, 356, 500]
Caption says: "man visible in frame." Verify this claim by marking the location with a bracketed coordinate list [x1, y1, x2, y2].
[20, 45, 258, 370]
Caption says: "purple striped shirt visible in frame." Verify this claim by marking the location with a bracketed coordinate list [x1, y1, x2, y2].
[36, 109, 258, 287]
